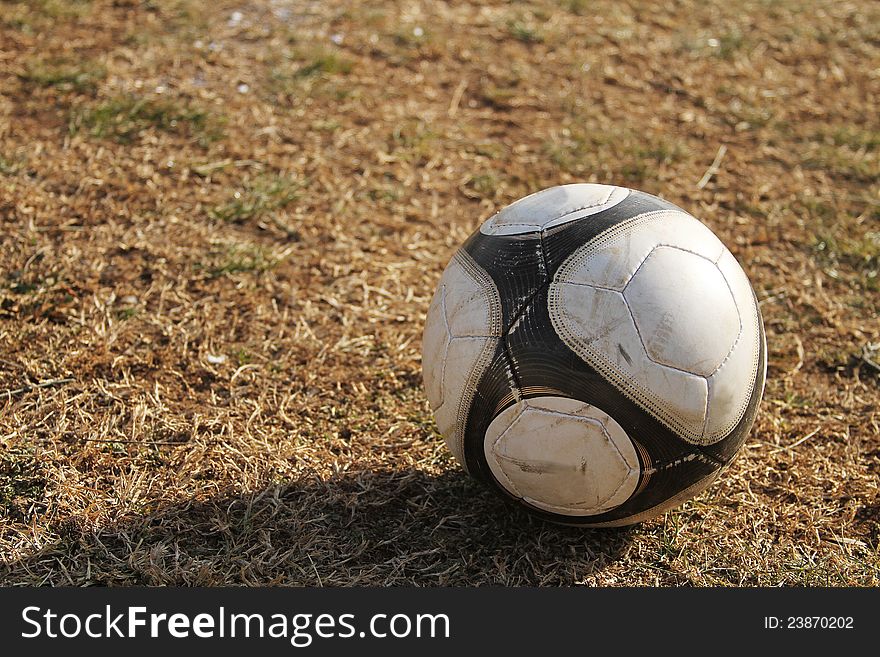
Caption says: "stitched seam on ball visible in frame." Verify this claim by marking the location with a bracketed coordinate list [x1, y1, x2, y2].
[619, 246, 750, 441]
[572, 452, 719, 526]
[582, 471, 721, 527]
[701, 266, 761, 440]
[554, 282, 708, 380]
[454, 250, 503, 337]
[621, 243, 721, 298]
[556, 280, 621, 293]
[620, 291, 716, 385]
[620, 292, 711, 435]
[584, 331, 708, 442]
[708, 317, 743, 379]
[701, 378, 713, 439]
[434, 284, 450, 412]
[595, 347, 706, 441]
[616, 292, 713, 441]
[527, 457, 635, 513]
[541, 190, 619, 226]
[585, 424, 637, 511]
[549, 284, 709, 443]
[556, 210, 725, 291]
[706, 301, 761, 440]
[524, 397, 641, 474]
[705, 254, 745, 379]
[490, 409, 526, 498]
[487, 222, 543, 229]
[530, 188, 618, 225]
[456, 338, 495, 450]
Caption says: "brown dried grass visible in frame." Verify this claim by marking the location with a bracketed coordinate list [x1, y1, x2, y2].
[0, 0, 877, 586]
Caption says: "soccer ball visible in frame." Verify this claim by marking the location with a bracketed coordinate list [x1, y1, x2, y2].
[422, 184, 766, 526]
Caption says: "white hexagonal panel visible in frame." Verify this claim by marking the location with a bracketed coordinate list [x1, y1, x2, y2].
[484, 396, 640, 516]
[624, 246, 740, 377]
[550, 280, 710, 438]
[422, 250, 502, 468]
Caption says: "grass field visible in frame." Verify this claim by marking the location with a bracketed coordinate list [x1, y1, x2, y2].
[0, 0, 878, 586]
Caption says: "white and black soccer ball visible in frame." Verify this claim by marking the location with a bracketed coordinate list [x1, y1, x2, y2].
[422, 184, 766, 526]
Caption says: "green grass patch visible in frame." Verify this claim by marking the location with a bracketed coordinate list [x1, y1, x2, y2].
[803, 143, 879, 184]
[462, 173, 501, 200]
[479, 83, 518, 110]
[268, 50, 355, 101]
[822, 126, 880, 152]
[805, 191, 880, 293]
[200, 244, 280, 278]
[367, 184, 401, 203]
[0, 155, 22, 176]
[234, 348, 253, 366]
[564, 0, 588, 15]
[2, 0, 92, 31]
[476, 73, 522, 111]
[69, 96, 224, 145]
[388, 120, 440, 163]
[208, 175, 301, 225]
[0, 445, 47, 519]
[710, 28, 747, 59]
[391, 25, 433, 49]
[115, 307, 139, 320]
[19, 58, 105, 94]
[543, 124, 685, 183]
[814, 229, 879, 291]
[508, 21, 544, 44]
[296, 52, 354, 78]
[677, 28, 751, 60]
[714, 85, 779, 129]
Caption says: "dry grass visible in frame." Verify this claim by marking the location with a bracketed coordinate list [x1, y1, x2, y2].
[0, 0, 877, 586]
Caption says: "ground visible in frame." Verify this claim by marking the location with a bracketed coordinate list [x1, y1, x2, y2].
[0, 0, 877, 586]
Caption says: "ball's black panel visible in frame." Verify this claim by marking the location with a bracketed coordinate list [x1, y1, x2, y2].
[461, 231, 545, 331]
[462, 340, 518, 476]
[458, 189, 765, 525]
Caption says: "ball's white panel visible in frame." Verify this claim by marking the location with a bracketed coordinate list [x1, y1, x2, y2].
[703, 249, 763, 438]
[479, 184, 629, 236]
[558, 210, 725, 290]
[625, 246, 739, 377]
[550, 209, 760, 445]
[484, 396, 640, 516]
[551, 281, 710, 437]
[422, 250, 502, 469]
